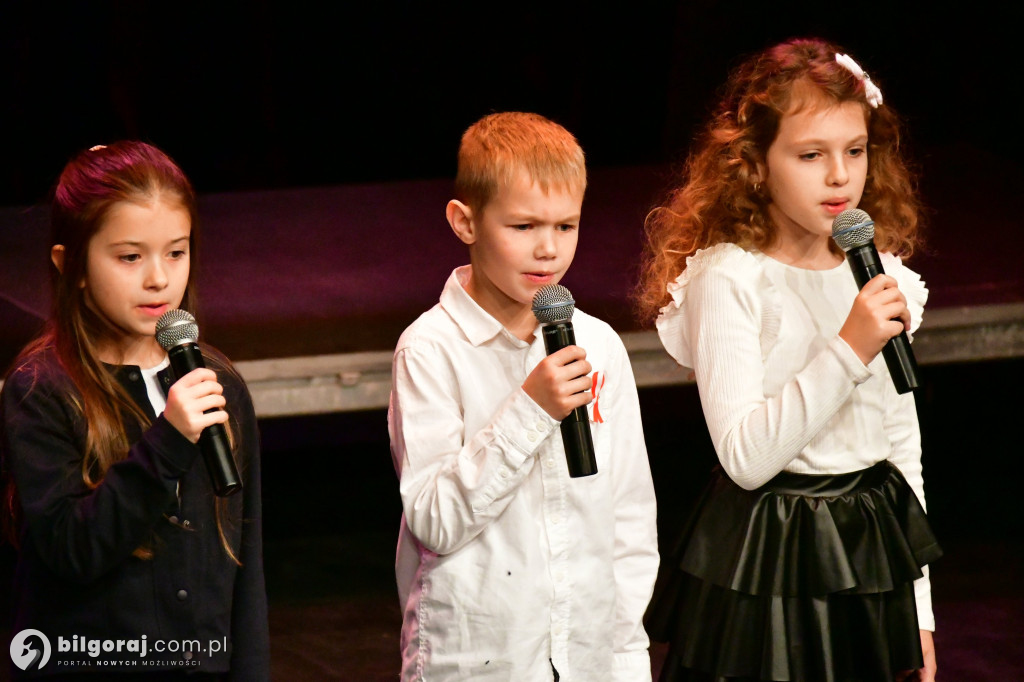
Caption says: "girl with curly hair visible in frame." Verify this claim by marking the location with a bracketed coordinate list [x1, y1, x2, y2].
[639, 39, 940, 681]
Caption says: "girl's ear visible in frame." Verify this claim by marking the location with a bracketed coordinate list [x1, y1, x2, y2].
[750, 161, 769, 198]
[447, 200, 477, 245]
[752, 160, 766, 185]
[50, 245, 66, 274]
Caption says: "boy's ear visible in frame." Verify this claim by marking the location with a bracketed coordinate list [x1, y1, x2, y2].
[50, 245, 66, 274]
[447, 200, 477, 245]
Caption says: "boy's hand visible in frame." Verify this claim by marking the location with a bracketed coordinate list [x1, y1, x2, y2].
[523, 345, 593, 420]
[163, 368, 229, 443]
[839, 274, 911, 366]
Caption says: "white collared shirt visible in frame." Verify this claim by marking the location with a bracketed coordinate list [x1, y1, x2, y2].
[389, 266, 659, 681]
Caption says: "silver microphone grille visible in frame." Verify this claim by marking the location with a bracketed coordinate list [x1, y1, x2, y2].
[831, 208, 875, 252]
[532, 285, 575, 324]
[155, 309, 199, 350]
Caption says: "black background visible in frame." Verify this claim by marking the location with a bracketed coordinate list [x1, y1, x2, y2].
[2, 1, 1018, 206]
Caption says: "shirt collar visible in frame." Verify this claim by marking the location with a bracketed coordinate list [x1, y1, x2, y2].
[440, 266, 538, 348]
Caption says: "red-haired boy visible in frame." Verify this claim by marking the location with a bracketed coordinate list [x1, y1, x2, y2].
[389, 112, 658, 681]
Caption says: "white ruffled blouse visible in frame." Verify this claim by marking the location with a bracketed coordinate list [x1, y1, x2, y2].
[656, 243, 935, 629]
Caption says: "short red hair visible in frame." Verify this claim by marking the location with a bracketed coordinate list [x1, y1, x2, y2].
[455, 112, 587, 215]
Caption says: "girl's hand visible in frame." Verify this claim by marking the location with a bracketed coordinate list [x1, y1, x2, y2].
[839, 274, 911, 365]
[163, 368, 228, 443]
[918, 629, 937, 681]
[895, 629, 937, 681]
[522, 345, 593, 420]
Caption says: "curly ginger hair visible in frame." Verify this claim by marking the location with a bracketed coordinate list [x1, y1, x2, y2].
[636, 38, 922, 322]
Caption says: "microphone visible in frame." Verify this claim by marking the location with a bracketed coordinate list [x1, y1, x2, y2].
[156, 309, 242, 496]
[531, 285, 597, 478]
[831, 209, 920, 394]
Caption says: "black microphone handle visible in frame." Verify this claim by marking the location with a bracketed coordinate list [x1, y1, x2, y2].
[845, 243, 920, 394]
[166, 343, 243, 496]
[541, 322, 598, 478]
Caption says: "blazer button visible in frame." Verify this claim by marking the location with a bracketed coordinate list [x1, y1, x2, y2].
[169, 516, 179, 525]
[129, 371, 140, 381]
[177, 589, 188, 601]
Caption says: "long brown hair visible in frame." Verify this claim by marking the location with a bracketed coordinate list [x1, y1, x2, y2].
[4, 142, 240, 562]
[52, 142, 200, 487]
[637, 38, 922, 321]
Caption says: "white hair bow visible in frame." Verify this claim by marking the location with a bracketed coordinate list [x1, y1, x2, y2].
[835, 53, 883, 108]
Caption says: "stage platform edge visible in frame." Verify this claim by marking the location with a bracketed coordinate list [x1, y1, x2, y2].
[1, 306, 1019, 419]
[230, 301, 1024, 417]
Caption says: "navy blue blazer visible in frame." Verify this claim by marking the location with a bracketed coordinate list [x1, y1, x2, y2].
[1, 346, 269, 679]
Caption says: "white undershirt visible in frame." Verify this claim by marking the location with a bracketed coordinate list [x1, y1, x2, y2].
[139, 356, 170, 416]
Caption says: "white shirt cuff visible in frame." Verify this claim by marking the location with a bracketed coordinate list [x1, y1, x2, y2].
[493, 388, 559, 463]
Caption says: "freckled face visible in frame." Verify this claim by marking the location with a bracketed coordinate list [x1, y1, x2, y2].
[82, 197, 191, 352]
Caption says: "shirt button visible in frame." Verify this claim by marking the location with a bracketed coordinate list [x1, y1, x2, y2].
[177, 589, 188, 601]
[536, 421, 547, 430]
[550, 515, 561, 524]
[499, 469, 509, 479]
[553, 624, 563, 635]
[544, 459, 556, 469]
[527, 433, 537, 442]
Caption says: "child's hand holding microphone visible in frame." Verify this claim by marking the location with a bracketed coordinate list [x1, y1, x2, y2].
[163, 368, 228, 444]
[839, 274, 911, 366]
[157, 309, 242, 496]
[833, 208, 921, 393]
[523, 285, 598, 478]
[522, 345, 593, 421]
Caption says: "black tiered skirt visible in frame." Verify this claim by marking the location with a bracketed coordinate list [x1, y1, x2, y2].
[646, 461, 941, 682]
